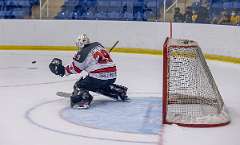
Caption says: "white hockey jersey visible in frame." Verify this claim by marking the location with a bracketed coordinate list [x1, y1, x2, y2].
[64, 42, 117, 80]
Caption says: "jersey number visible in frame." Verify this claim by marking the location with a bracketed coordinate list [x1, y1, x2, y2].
[93, 50, 112, 64]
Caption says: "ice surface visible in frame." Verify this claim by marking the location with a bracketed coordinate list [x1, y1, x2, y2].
[0, 50, 239, 145]
[61, 97, 162, 134]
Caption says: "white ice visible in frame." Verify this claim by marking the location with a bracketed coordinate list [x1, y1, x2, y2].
[0, 50, 239, 145]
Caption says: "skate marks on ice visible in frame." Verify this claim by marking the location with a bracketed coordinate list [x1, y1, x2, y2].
[25, 96, 162, 144]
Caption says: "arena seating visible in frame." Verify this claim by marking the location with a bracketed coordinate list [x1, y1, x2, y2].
[0, 0, 239, 25]
[55, 0, 160, 21]
[0, 0, 39, 19]
[210, 0, 240, 13]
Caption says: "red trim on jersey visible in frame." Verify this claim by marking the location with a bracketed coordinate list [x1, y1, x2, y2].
[72, 62, 82, 73]
[91, 66, 116, 73]
[65, 66, 72, 74]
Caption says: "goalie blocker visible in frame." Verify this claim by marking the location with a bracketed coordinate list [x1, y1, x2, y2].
[49, 34, 128, 109]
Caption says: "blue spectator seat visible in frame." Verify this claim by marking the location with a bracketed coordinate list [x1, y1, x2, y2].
[0, 0, 39, 19]
[85, 0, 96, 7]
[20, 0, 31, 7]
[72, 11, 78, 19]
[223, 1, 234, 9]
[108, 11, 120, 20]
[109, 0, 121, 7]
[97, 0, 109, 7]
[30, 0, 39, 5]
[210, 1, 223, 15]
[211, 2, 223, 9]
[56, 0, 160, 21]
[82, 9, 95, 20]
[233, 1, 240, 9]
[12, 9, 26, 19]
[121, 11, 133, 21]
[95, 11, 108, 20]
[0, 11, 5, 18]
[0, 1, 4, 11]
[147, 1, 157, 8]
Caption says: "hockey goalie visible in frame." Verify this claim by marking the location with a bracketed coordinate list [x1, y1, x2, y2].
[49, 34, 128, 109]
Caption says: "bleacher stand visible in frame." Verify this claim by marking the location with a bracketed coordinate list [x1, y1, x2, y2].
[208, 0, 240, 24]
[55, 0, 159, 21]
[210, 0, 240, 15]
[0, 0, 238, 25]
[0, 0, 39, 19]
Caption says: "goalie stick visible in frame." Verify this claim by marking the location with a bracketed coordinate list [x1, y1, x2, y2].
[109, 40, 119, 52]
[56, 91, 72, 98]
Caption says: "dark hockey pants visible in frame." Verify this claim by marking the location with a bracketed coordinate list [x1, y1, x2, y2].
[73, 76, 127, 100]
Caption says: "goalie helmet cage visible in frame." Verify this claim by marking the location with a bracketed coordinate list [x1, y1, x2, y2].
[162, 37, 231, 127]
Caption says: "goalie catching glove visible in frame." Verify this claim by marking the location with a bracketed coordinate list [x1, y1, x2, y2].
[49, 58, 65, 77]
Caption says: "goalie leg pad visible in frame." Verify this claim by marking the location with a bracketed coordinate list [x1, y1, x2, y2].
[110, 84, 128, 101]
[97, 84, 128, 101]
[73, 76, 128, 101]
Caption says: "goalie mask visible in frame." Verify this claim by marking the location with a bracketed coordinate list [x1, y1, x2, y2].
[75, 34, 90, 49]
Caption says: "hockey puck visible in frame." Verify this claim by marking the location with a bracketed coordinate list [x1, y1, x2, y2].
[32, 61, 37, 64]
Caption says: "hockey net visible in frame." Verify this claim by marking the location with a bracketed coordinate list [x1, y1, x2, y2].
[162, 38, 230, 127]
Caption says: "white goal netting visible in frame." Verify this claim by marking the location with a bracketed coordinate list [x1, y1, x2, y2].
[163, 38, 230, 127]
